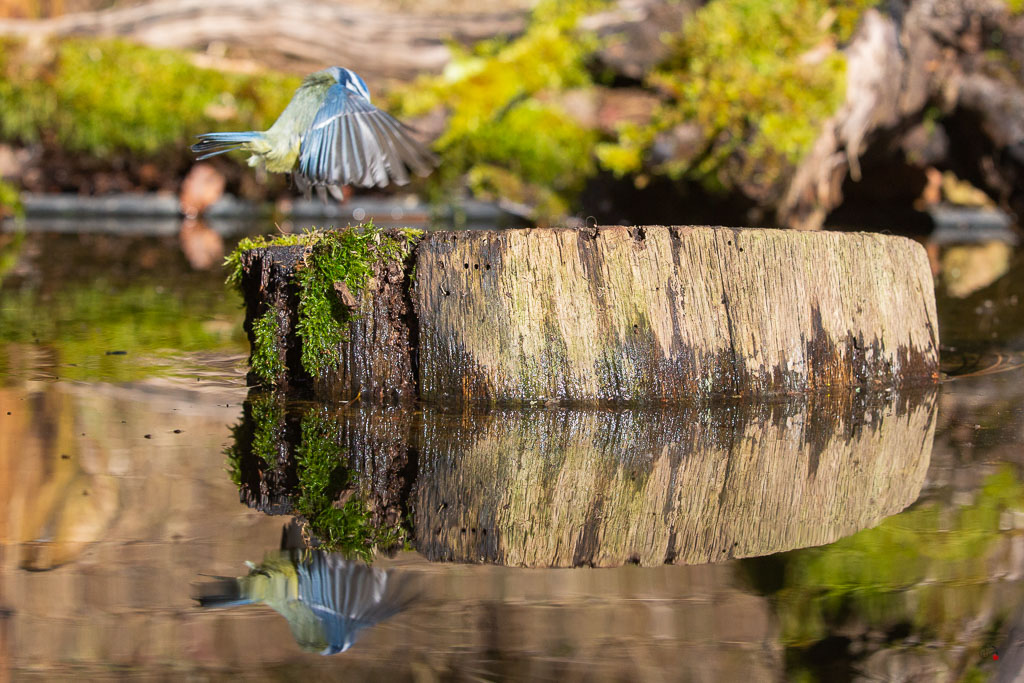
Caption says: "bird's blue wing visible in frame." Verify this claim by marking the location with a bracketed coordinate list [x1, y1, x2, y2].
[298, 84, 437, 192]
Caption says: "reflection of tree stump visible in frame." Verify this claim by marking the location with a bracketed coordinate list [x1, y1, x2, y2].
[414, 226, 939, 403]
[412, 388, 938, 567]
[226, 387, 938, 567]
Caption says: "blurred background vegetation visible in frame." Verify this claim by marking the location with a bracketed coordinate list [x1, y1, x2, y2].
[0, 0, 1021, 230]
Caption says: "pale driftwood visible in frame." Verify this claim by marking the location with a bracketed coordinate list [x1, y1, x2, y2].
[409, 388, 938, 566]
[0, 0, 684, 82]
[414, 226, 939, 404]
[0, 0, 527, 80]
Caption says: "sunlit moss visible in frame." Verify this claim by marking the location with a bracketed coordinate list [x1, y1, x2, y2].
[227, 223, 421, 381]
[250, 307, 285, 384]
[770, 466, 1024, 647]
[393, 0, 605, 224]
[0, 36, 298, 159]
[597, 0, 877, 194]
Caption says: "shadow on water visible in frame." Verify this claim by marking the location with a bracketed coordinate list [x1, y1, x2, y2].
[226, 387, 939, 568]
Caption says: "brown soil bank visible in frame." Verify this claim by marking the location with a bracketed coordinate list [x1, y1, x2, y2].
[237, 225, 940, 404]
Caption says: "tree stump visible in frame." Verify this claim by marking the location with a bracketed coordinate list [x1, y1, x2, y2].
[238, 225, 939, 403]
[413, 226, 939, 403]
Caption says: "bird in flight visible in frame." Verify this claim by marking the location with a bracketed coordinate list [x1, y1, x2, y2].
[192, 66, 437, 199]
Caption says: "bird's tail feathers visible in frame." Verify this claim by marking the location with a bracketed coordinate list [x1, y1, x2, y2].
[193, 576, 253, 607]
[192, 131, 264, 160]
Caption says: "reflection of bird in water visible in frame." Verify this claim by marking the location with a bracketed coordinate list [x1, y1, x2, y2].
[196, 549, 417, 654]
[192, 66, 437, 199]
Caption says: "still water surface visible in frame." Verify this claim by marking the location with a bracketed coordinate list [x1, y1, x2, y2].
[1, 230, 1023, 680]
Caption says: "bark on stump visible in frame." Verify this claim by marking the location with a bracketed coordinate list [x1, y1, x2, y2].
[240, 225, 939, 403]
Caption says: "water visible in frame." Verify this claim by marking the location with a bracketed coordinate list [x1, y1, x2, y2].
[1, 229, 1023, 680]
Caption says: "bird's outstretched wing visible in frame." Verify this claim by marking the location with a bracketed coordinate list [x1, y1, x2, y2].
[297, 84, 437, 194]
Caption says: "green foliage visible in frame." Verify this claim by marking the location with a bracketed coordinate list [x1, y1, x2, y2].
[227, 223, 421, 381]
[772, 466, 1024, 647]
[393, 0, 604, 223]
[0, 36, 299, 158]
[293, 407, 403, 561]
[598, 0, 877, 194]
[1009, 0, 1024, 14]
[250, 307, 285, 384]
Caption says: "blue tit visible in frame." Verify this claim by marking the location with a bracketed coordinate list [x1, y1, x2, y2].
[192, 66, 437, 199]
[196, 550, 417, 654]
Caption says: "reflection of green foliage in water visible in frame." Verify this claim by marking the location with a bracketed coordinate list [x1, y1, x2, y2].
[0, 230, 25, 283]
[0, 36, 298, 158]
[0, 281, 246, 382]
[767, 467, 1024, 672]
[226, 223, 421, 381]
[294, 407, 403, 562]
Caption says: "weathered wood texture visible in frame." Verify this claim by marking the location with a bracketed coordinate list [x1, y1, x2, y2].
[414, 226, 939, 404]
[411, 388, 937, 567]
[238, 238, 414, 402]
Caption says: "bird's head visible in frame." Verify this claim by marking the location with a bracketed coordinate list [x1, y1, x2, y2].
[329, 66, 372, 103]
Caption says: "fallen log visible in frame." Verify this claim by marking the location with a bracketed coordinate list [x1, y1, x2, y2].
[236, 225, 939, 404]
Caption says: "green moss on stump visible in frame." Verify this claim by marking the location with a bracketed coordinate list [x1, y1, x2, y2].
[228, 223, 422, 384]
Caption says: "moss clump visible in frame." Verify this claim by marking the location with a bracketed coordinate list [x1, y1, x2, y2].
[294, 407, 404, 561]
[227, 223, 421, 382]
[393, 0, 604, 223]
[0, 36, 299, 159]
[250, 307, 285, 385]
[599, 0, 876, 195]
